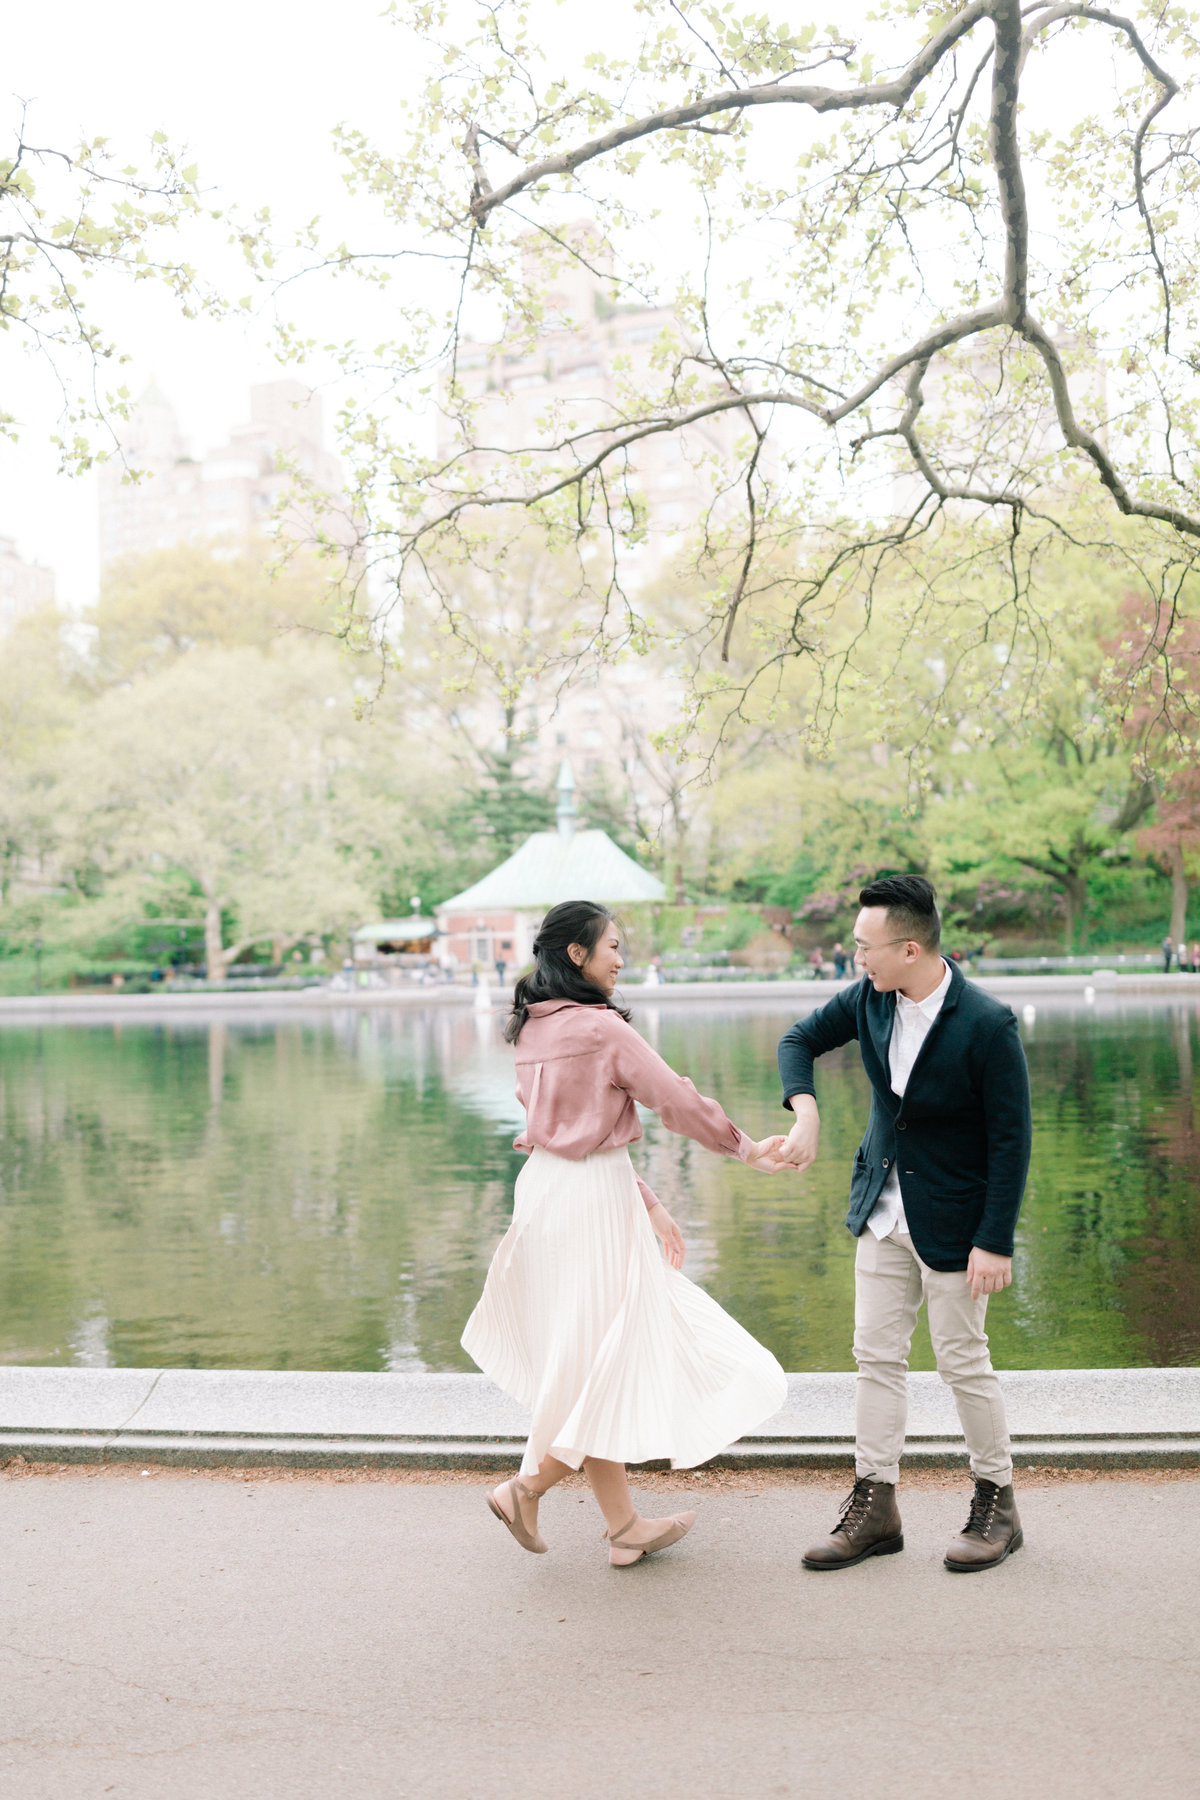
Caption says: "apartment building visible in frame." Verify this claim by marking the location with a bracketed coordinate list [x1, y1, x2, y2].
[439, 225, 755, 815]
[98, 380, 345, 566]
[443, 225, 750, 559]
[0, 536, 55, 632]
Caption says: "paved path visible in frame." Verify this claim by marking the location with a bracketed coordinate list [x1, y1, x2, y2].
[3, 1471, 1196, 1799]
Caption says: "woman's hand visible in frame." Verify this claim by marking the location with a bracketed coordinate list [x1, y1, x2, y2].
[648, 1202, 685, 1269]
[745, 1134, 791, 1172]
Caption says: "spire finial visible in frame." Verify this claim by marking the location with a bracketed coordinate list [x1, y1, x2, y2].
[556, 759, 576, 843]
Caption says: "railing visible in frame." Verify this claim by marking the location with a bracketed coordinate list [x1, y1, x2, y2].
[973, 953, 1168, 974]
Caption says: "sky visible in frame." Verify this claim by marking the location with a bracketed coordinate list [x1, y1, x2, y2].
[3, 0, 426, 608]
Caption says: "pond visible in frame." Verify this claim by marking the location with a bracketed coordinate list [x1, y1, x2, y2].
[0, 995, 1197, 1373]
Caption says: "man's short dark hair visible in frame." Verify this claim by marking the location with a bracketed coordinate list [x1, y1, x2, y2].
[858, 874, 940, 950]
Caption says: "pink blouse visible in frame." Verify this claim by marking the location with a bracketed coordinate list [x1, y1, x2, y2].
[512, 999, 757, 1210]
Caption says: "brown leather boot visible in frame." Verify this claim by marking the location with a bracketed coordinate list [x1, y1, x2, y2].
[943, 1478, 1023, 1572]
[802, 1476, 904, 1570]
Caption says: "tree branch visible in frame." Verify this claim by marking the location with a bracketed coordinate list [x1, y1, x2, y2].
[465, 0, 995, 224]
[1020, 317, 1200, 539]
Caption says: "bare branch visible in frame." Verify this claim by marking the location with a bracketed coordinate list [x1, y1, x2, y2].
[467, 0, 995, 224]
[1021, 318, 1200, 539]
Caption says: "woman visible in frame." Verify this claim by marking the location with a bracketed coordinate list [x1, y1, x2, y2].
[462, 901, 789, 1568]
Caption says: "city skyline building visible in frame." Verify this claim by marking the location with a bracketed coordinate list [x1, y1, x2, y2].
[436, 223, 751, 821]
[441, 224, 752, 559]
[0, 535, 56, 633]
[98, 380, 345, 567]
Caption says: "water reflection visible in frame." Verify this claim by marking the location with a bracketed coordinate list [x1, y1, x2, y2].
[0, 997, 1197, 1371]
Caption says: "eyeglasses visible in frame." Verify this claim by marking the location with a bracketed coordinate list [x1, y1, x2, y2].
[852, 936, 911, 954]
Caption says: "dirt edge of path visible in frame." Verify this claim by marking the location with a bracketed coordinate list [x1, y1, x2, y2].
[2, 1456, 1195, 1491]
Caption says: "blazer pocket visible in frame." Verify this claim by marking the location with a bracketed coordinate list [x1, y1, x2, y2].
[930, 1193, 985, 1234]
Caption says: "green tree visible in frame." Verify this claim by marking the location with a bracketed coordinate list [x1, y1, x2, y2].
[88, 544, 340, 683]
[59, 644, 397, 980]
[938, 739, 1153, 949]
[0, 604, 81, 905]
[1107, 593, 1200, 945]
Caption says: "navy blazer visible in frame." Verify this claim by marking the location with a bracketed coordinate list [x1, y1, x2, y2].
[777, 962, 1031, 1272]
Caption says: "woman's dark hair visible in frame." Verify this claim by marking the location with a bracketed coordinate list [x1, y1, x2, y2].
[504, 900, 631, 1043]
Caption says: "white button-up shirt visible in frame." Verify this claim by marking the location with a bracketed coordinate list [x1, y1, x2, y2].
[867, 959, 953, 1240]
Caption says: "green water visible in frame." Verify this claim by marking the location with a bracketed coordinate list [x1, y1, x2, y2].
[0, 998, 1197, 1371]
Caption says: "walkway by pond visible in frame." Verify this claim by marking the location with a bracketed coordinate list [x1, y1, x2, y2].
[3, 1465, 1198, 1800]
[0, 994, 1197, 1372]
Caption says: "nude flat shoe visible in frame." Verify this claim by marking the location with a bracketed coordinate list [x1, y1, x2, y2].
[606, 1510, 697, 1567]
[487, 1476, 548, 1554]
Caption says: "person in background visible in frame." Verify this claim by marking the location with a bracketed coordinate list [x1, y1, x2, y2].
[809, 945, 825, 980]
[494, 955, 508, 987]
[832, 942, 848, 979]
[1163, 934, 1175, 972]
[1192, 942, 1200, 976]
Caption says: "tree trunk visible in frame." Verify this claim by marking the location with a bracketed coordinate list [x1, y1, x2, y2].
[1166, 839, 1189, 948]
[701, 818, 721, 898]
[204, 901, 227, 984]
[1062, 870, 1089, 950]
[1174, 1007, 1193, 1136]
[208, 1022, 227, 1109]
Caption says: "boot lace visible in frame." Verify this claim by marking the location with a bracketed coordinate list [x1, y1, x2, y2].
[833, 1477, 876, 1540]
[961, 1478, 1000, 1540]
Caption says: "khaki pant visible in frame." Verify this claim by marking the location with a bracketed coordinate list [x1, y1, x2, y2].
[853, 1227, 1012, 1486]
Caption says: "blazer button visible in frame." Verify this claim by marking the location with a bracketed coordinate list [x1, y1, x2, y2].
[896, 1120, 907, 1131]
[882, 1158, 889, 1169]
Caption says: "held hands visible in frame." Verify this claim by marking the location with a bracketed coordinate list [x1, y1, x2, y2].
[648, 1202, 685, 1269]
[744, 1134, 793, 1172]
[966, 1246, 1012, 1301]
[649, 1134, 796, 1269]
[776, 1094, 820, 1172]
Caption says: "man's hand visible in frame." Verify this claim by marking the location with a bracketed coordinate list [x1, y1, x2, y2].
[966, 1247, 1012, 1301]
[648, 1202, 685, 1269]
[777, 1094, 820, 1172]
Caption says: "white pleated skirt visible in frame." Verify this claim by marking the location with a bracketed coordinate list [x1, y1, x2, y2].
[461, 1145, 788, 1476]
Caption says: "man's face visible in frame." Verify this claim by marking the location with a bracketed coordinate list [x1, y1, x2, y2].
[852, 906, 921, 992]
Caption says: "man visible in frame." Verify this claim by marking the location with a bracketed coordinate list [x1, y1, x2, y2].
[1162, 934, 1174, 973]
[777, 875, 1031, 1573]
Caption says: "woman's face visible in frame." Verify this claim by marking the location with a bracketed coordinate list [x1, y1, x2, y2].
[574, 923, 623, 996]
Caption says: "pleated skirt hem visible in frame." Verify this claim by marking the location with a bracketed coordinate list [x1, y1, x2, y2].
[461, 1144, 787, 1477]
